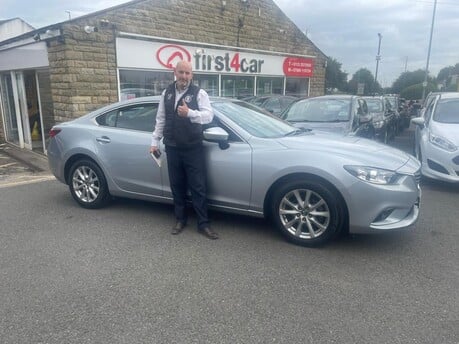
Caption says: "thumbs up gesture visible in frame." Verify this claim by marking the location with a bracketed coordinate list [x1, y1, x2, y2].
[177, 99, 189, 117]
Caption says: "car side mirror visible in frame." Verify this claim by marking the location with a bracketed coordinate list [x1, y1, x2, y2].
[411, 117, 425, 128]
[203, 127, 230, 150]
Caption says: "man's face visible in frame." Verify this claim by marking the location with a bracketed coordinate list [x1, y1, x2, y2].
[174, 62, 192, 91]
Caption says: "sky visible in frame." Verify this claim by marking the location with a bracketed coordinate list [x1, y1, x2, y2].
[1, 0, 458, 87]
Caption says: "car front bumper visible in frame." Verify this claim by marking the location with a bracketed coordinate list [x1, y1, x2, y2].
[345, 172, 421, 234]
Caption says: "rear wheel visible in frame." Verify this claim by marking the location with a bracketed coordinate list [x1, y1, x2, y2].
[271, 180, 344, 247]
[68, 159, 111, 209]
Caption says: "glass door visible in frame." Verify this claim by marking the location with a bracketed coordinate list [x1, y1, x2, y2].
[0, 73, 20, 145]
[12, 71, 32, 150]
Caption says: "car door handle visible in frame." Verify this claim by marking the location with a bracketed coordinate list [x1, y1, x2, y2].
[96, 136, 111, 144]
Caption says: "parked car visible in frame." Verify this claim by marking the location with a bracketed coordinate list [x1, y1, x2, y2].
[411, 92, 459, 183]
[280, 95, 374, 138]
[363, 96, 397, 144]
[385, 95, 406, 132]
[245, 95, 298, 117]
[48, 97, 421, 247]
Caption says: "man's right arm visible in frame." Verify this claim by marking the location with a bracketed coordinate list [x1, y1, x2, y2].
[151, 90, 166, 150]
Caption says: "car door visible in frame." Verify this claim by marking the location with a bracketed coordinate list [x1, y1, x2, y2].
[161, 119, 253, 210]
[92, 102, 164, 196]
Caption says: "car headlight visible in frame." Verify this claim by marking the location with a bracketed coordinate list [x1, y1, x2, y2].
[344, 165, 400, 185]
[373, 120, 385, 129]
[429, 133, 457, 152]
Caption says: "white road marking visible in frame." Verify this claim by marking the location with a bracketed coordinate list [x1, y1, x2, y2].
[0, 175, 56, 188]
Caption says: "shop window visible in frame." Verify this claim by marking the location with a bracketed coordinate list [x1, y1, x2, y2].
[119, 70, 173, 100]
[221, 75, 254, 99]
[193, 74, 219, 96]
[256, 77, 284, 96]
[285, 77, 309, 97]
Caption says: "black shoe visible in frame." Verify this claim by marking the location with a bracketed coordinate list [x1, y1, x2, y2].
[171, 221, 185, 235]
[198, 227, 219, 240]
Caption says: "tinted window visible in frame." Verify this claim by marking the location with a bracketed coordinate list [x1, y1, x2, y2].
[96, 103, 158, 132]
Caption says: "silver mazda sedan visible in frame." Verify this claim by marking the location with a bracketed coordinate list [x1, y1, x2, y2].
[48, 97, 421, 247]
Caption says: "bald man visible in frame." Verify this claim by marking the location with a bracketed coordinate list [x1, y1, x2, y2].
[150, 61, 218, 239]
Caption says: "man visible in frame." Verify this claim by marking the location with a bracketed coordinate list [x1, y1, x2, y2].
[150, 60, 218, 240]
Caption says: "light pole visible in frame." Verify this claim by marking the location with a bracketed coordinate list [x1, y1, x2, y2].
[422, 0, 438, 101]
[374, 33, 382, 95]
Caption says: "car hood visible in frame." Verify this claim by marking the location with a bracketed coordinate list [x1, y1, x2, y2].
[276, 132, 413, 170]
[292, 122, 350, 135]
[431, 122, 459, 145]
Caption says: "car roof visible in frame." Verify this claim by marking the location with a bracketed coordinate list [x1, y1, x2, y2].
[438, 92, 459, 100]
[303, 95, 356, 100]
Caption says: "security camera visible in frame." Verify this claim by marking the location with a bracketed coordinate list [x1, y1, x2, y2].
[100, 19, 110, 27]
[84, 25, 98, 34]
[33, 33, 40, 41]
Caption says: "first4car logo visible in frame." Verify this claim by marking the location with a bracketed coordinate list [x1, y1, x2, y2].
[156, 45, 192, 68]
[194, 52, 264, 73]
[156, 44, 265, 74]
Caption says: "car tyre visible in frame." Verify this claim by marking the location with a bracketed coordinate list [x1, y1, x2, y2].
[68, 159, 111, 209]
[271, 179, 344, 247]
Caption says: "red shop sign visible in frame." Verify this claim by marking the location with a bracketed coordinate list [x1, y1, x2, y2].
[283, 57, 314, 77]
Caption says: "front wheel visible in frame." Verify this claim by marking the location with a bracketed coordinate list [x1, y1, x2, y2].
[271, 180, 344, 247]
[68, 159, 111, 209]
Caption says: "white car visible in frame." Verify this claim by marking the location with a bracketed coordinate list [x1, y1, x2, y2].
[412, 92, 459, 183]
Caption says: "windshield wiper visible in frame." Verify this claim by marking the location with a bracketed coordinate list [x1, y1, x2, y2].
[284, 128, 311, 136]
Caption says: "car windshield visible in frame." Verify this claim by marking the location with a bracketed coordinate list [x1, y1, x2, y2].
[212, 101, 295, 138]
[365, 99, 383, 112]
[387, 98, 397, 108]
[283, 99, 351, 122]
[433, 99, 459, 123]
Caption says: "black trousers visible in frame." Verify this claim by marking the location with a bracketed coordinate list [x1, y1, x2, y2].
[165, 145, 209, 230]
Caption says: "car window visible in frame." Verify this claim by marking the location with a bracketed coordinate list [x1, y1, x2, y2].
[365, 99, 382, 112]
[284, 99, 351, 122]
[433, 99, 459, 123]
[212, 101, 294, 138]
[264, 98, 281, 114]
[96, 103, 158, 132]
[423, 101, 435, 125]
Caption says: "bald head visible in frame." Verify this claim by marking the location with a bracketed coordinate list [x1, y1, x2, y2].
[176, 60, 192, 70]
[174, 60, 193, 91]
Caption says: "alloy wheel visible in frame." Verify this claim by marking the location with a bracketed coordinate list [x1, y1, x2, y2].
[279, 188, 330, 239]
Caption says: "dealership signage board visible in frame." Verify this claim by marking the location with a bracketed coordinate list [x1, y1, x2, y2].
[117, 37, 314, 77]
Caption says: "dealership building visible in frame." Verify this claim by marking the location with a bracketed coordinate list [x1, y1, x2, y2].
[0, 0, 327, 154]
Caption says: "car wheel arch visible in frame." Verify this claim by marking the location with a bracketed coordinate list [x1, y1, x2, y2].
[263, 172, 349, 228]
[64, 154, 100, 185]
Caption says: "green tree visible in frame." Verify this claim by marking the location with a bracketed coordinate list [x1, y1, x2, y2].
[347, 68, 381, 95]
[325, 57, 348, 93]
[400, 82, 437, 100]
[437, 63, 459, 91]
[391, 69, 435, 94]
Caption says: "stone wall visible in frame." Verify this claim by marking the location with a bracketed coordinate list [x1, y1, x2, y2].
[47, 0, 326, 121]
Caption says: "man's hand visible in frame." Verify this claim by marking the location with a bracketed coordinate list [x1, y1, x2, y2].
[177, 99, 189, 117]
[150, 146, 159, 154]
